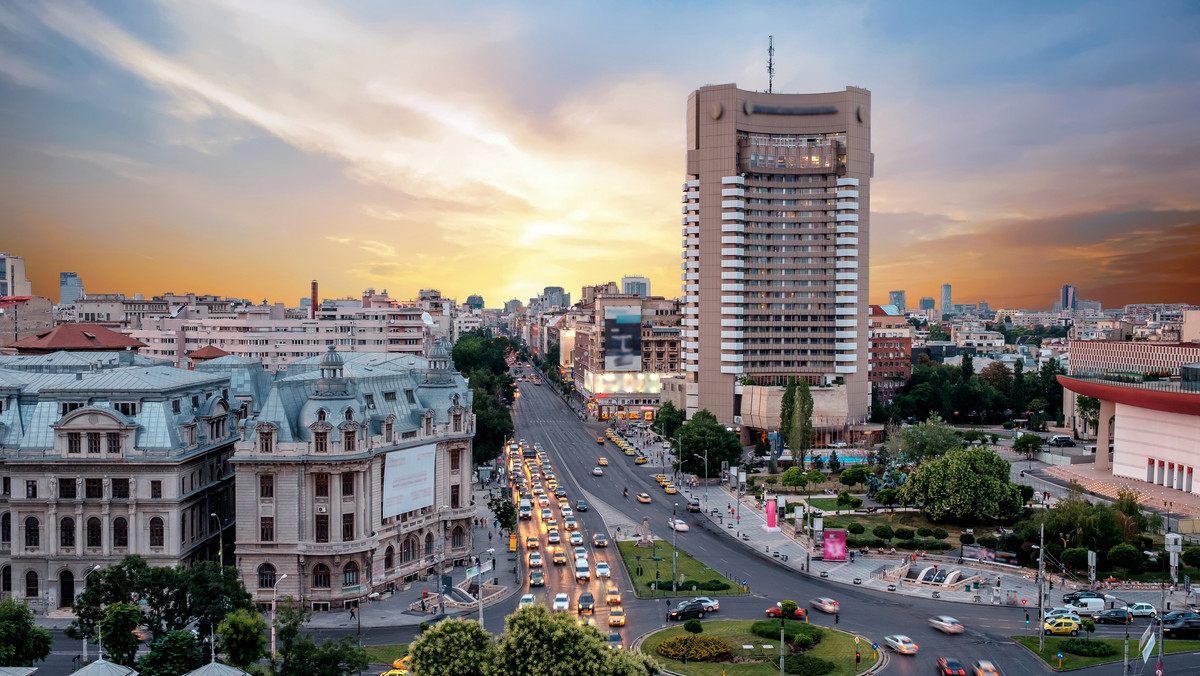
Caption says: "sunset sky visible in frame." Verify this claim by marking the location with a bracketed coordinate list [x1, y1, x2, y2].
[2, 1, 1198, 310]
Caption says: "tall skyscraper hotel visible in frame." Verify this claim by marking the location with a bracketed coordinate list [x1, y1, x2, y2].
[680, 84, 872, 423]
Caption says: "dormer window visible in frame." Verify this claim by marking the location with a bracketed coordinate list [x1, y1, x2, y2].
[384, 421, 394, 443]
[61, 402, 85, 416]
[208, 416, 226, 441]
[343, 429, 356, 452]
[344, 408, 354, 421]
[317, 409, 327, 422]
[314, 430, 328, 453]
[114, 402, 138, 416]
[184, 424, 197, 447]
[453, 411, 462, 432]
[259, 430, 273, 454]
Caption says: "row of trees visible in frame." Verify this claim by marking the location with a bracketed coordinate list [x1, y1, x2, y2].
[655, 407, 741, 478]
[452, 331, 518, 465]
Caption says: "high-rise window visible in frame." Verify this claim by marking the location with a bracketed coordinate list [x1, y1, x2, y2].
[59, 478, 77, 499]
[314, 515, 329, 543]
[85, 479, 102, 499]
[342, 513, 354, 541]
[260, 517, 274, 542]
[112, 479, 129, 499]
[259, 475, 274, 499]
[315, 473, 329, 497]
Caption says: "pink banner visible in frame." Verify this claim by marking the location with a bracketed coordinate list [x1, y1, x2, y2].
[823, 530, 847, 562]
[766, 499, 777, 528]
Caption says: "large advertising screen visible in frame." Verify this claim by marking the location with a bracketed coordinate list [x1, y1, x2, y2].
[583, 370, 662, 395]
[822, 529, 847, 562]
[603, 305, 642, 371]
[382, 442, 438, 519]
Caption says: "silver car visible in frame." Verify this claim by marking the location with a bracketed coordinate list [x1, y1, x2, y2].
[929, 616, 964, 634]
[884, 635, 918, 654]
[810, 597, 840, 614]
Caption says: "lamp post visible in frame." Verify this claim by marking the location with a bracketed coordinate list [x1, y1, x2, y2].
[209, 513, 223, 575]
[82, 564, 101, 662]
[1164, 500, 1173, 534]
[479, 547, 495, 625]
[271, 574, 288, 661]
[672, 503, 679, 592]
[438, 505, 449, 615]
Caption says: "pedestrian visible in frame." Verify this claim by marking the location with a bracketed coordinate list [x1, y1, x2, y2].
[996, 576, 1001, 588]
[488, 531, 493, 542]
[835, 613, 840, 624]
[349, 606, 356, 619]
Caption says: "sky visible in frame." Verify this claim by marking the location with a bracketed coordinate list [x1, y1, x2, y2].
[2, 1, 1198, 310]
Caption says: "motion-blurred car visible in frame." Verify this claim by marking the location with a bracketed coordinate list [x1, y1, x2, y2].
[688, 500, 701, 512]
[664, 484, 677, 494]
[884, 635, 918, 655]
[691, 597, 719, 612]
[637, 492, 652, 503]
[1094, 608, 1133, 624]
[971, 660, 1003, 676]
[592, 467, 605, 476]
[810, 597, 840, 614]
[929, 616, 964, 634]
[634, 456, 648, 465]
[598, 457, 609, 466]
[597, 436, 606, 444]
[764, 605, 806, 620]
[936, 657, 968, 675]
[525, 536, 539, 549]
[668, 518, 688, 532]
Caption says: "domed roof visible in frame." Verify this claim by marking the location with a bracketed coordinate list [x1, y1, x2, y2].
[319, 345, 344, 370]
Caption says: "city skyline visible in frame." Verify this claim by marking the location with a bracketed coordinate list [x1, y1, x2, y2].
[2, 1, 1198, 308]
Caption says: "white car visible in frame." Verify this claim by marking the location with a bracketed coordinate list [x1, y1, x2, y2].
[533, 483, 545, 494]
[596, 562, 611, 578]
[570, 532, 584, 545]
[561, 507, 574, 518]
[540, 508, 552, 520]
[692, 597, 720, 612]
[810, 597, 840, 614]
[669, 518, 689, 532]
[564, 517, 579, 530]
[553, 593, 570, 611]
[884, 635, 918, 655]
[538, 495, 550, 507]
[929, 616, 964, 634]
[1045, 607, 1082, 623]
[574, 546, 588, 560]
[1126, 602, 1157, 617]
[518, 594, 536, 609]
[592, 467, 604, 476]
[528, 552, 543, 567]
[547, 529, 561, 544]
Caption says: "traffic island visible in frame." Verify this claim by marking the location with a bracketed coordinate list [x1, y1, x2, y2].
[616, 540, 747, 599]
[1011, 636, 1200, 670]
[639, 619, 880, 675]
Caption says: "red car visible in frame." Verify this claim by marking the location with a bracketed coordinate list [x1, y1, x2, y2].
[937, 657, 967, 675]
[765, 606, 807, 620]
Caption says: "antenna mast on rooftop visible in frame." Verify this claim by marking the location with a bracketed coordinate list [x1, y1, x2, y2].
[767, 35, 775, 93]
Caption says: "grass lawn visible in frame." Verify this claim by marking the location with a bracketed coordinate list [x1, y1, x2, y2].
[616, 540, 746, 598]
[641, 619, 879, 676]
[1012, 636, 1200, 670]
[362, 644, 407, 665]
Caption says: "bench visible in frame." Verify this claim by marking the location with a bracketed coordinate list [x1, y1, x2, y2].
[866, 507, 879, 514]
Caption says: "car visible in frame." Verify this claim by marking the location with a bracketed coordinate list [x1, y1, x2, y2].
[637, 492, 652, 503]
[596, 562, 611, 578]
[810, 597, 840, 614]
[1095, 608, 1133, 624]
[598, 457, 609, 466]
[555, 488, 568, 498]
[538, 496, 550, 509]
[576, 500, 588, 512]
[552, 593, 569, 611]
[653, 474, 667, 483]
[597, 436, 606, 444]
[570, 531, 584, 545]
[1045, 607, 1082, 622]
[574, 546, 588, 560]
[518, 594, 536, 609]
[608, 605, 626, 626]
[532, 483, 544, 494]
[1163, 610, 1200, 623]
[529, 570, 545, 586]
[1162, 618, 1200, 640]
[668, 601, 705, 621]
[624, 448, 637, 456]
[884, 634, 918, 655]
[578, 592, 595, 614]
[1127, 602, 1157, 617]
[547, 529, 561, 544]
[561, 505, 574, 517]
[540, 507, 552, 519]
[1063, 590, 1104, 604]
[592, 467, 605, 476]
[936, 657, 968, 675]
[970, 660, 1003, 676]
[634, 456, 648, 465]
[664, 484, 677, 494]
[765, 605, 806, 619]
[1049, 435, 1075, 447]
[528, 552, 543, 567]
[565, 517, 579, 530]
[557, 497, 570, 509]
[605, 586, 622, 605]
[668, 518, 689, 532]
[691, 597, 719, 612]
[526, 536, 539, 549]
[929, 616, 964, 634]
[593, 533, 609, 547]
[688, 500, 701, 512]
[606, 631, 623, 650]
[1043, 618, 1080, 636]
[545, 519, 559, 532]
[546, 479, 558, 491]
[552, 548, 568, 565]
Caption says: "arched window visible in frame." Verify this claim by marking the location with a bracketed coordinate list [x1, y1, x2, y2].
[424, 533, 433, 557]
[60, 517, 75, 548]
[0, 565, 9, 593]
[113, 517, 128, 548]
[258, 563, 277, 588]
[317, 409, 327, 422]
[24, 517, 39, 548]
[401, 538, 414, 564]
[342, 561, 358, 586]
[149, 517, 164, 547]
[1, 512, 9, 544]
[86, 518, 102, 548]
[344, 408, 354, 421]
[451, 525, 464, 548]
[25, 570, 38, 598]
[312, 564, 330, 588]
[385, 546, 394, 570]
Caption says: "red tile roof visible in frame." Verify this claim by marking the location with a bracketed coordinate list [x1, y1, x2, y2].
[0, 296, 35, 309]
[8, 323, 146, 354]
[186, 345, 231, 359]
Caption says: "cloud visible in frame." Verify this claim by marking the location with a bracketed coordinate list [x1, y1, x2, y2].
[324, 236, 351, 245]
[359, 240, 395, 257]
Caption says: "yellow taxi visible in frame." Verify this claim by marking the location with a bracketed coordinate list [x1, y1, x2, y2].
[598, 457, 609, 466]
[605, 586, 622, 604]
[525, 535, 539, 549]
[664, 484, 677, 494]
[634, 456, 648, 465]
[547, 479, 558, 490]
[653, 474, 667, 484]
[624, 448, 637, 456]
[552, 548, 568, 565]
[608, 606, 626, 626]
[597, 436, 606, 445]
[1043, 618, 1080, 636]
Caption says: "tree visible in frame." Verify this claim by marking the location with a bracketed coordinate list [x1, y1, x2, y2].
[1013, 433, 1043, 460]
[471, 385, 514, 465]
[1080, 617, 1095, 641]
[137, 630, 203, 676]
[781, 466, 808, 489]
[979, 362, 1013, 395]
[1061, 548, 1089, 570]
[493, 605, 659, 675]
[872, 525, 894, 542]
[961, 353, 975, 379]
[779, 377, 797, 447]
[1076, 395, 1100, 437]
[676, 409, 741, 477]
[1182, 548, 1200, 569]
[180, 561, 254, 646]
[899, 447, 1022, 523]
[874, 488, 899, 512]
[835, 491, 861, 514]
[217, 608, 268, 669]
[827, 450, 842, 474]
[780, 600, 799, 619]
[683, 619, 703, 635]
[272, 598, 368, 676]
[488, 494, 518, 534]
[806, 469, 825, 490]
[101, 602, 144, 667]
[651, 401, 685, 442]
[409, 618, 496, 676]
[928, 325, 950, 341]
[0, 598, 53, 667]
[1107, 543, 1143, 572]
[785, 379, 815, 466]
[896, 415, 962, 464]
[839, 466, 869, 489]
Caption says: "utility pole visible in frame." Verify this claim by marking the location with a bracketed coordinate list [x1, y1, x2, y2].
[1038, 502, 1046, 653]
[82, 564, 101, 662]
[1158, 583, 1165, 666]
[672, 502, 679, 592]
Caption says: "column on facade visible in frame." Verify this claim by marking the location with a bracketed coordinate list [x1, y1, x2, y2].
[1094, 398, 1115, 471]
[355, 469, 365, 540]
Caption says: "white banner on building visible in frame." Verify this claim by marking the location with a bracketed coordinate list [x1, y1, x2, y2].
[382, 442, 438, 518]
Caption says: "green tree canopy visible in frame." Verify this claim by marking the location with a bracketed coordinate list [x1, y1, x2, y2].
[779, 377, 797, 445]
[1013, 433, 1043, 459]
[488, 493, 518, 534]
[217, 608, 268, 669]
[786, 379, 815, 466]
[272, 598, 368, 676]
[137, 630, 204, 676]
[899, 447, 1021, 523]
[781, 466, 807, 488]
[896, 415, 963, 464]
[676, 409, 741, 477]
[1107, 543, 1143, 572]
[979, 361, 1013, 395]
[0, 598, 53, 667]
[493, 606, 660, 675]
[1076, 395, 1101, 436]
[651, 400, 685, 441]
[838, 466, 869, 488]
[101, 602, 144, 667]
[409, 617, 495, 676]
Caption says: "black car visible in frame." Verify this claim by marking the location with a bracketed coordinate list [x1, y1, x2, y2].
[936, 657, 967, 675]
[668, 601, 705, 621]
[1063, 590, 1103, 604]
[1163, 610, 1200, 623]
[1094, 608, 1132, 624]
[578, 592, 595, 615]
[1162, 618, 1200, 639]
[687, 500, 701, 512]
[576, 500, 588, 512]
[592, 533, 609, 547]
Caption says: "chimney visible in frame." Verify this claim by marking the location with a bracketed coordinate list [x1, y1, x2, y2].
[310, 280, 318, 320]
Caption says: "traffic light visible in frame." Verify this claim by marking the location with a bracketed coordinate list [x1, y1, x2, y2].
[855, 651, 861, 664]
[1025, 612, 1030, 624]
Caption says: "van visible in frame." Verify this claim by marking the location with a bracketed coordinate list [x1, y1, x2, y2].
[519, 499, 533, 520]
[1049, 435, 1075, 447]
[1068, 598, 1106, 615]
[574, 557, 590, 582]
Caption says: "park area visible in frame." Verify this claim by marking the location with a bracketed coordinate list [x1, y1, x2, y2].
[1012, 635, 1200, 670]
[616, 540, 746, 598]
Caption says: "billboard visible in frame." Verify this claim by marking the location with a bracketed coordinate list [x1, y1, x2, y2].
[382, 442, 438, 519]
[603, 305, 642, 371]
[822, 529, 847, 562]
[584, 370, 662, 395]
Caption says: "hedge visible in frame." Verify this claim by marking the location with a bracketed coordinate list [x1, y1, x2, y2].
[846, 523, 865, 535]
[1059, 638, 1117, 657]
[784, 653, 836, 675]
[932, 527, 949, 540]
[1183, 548, 1200, 568]
[647, 579, 731, 592]
[751, 620, 824, 647]
[656, 635, 733, 661]
[917, 527, 933, 537]
[894, 528, 915, 540]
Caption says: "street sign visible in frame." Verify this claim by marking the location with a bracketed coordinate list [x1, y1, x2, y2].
[871, 643, 878, 650]
[1056, 652, 1063, 659]
[1142, 635, 1156, 663]
[854, 637, 860, 644]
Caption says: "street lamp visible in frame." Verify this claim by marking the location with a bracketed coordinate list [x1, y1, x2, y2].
[671, 503, 679, 592]
[271, 574, 288, 661]
[209, 513, 223, 575]
[479, 547, 495, 625]
[1164, 500, 1173, 534]
[82, 564, 101, 662]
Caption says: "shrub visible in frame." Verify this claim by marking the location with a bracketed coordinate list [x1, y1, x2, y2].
[751, 620, 824, 646]
[784, 653, 835, 675]
[977, 536, 998, 549]
[1059, 638, 1116, 657]
[650, 579, 731, 592]
[847, 523, 865, 535]
[656, 635, 733, 661]
[765, 477, 778, 486]
[917, 527, 933, 537]
[931, 527, 949, 540]
[845, 536, 885, 550]
[684, 619, 703, 635]
[1183, 548, 1200, 568]
[793, 634, 814, 651]
[894, 528, 915, 541]
[872, 525, 894, 541]
[959, 533, 975, 545]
